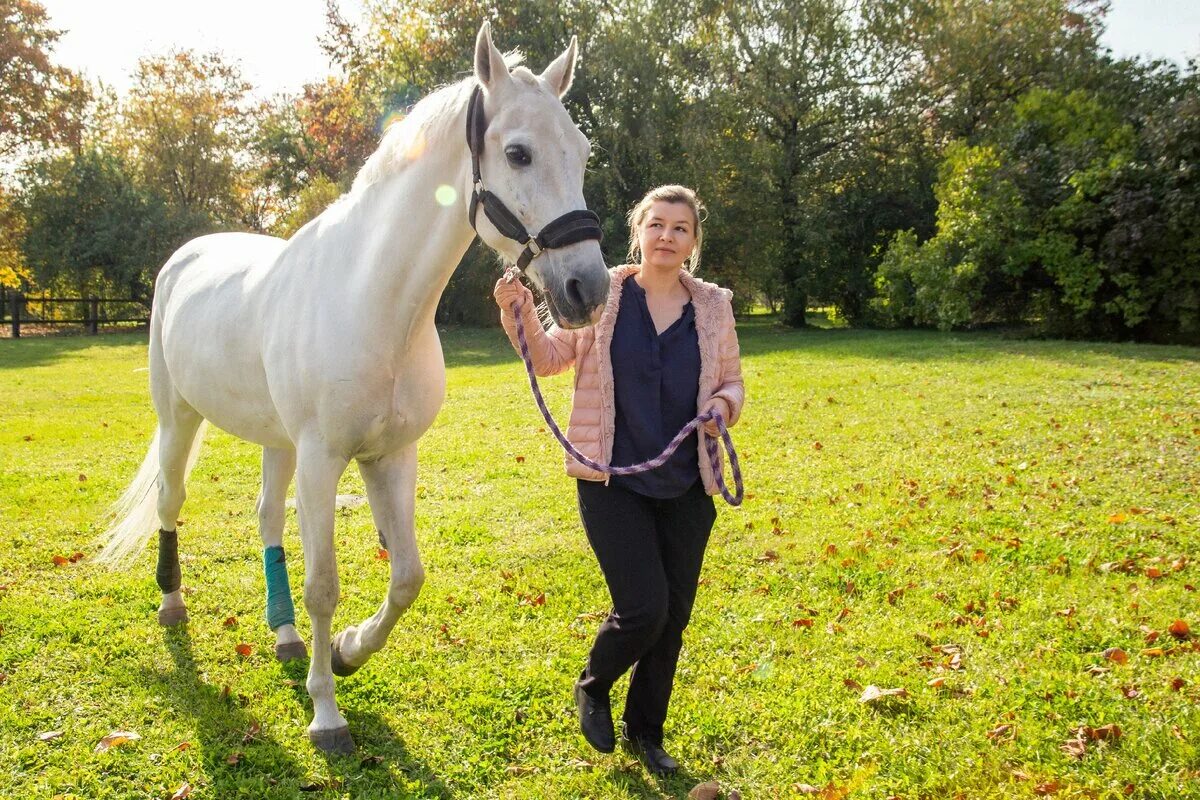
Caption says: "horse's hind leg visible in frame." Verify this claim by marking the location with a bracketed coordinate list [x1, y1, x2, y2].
[332, 444, 425, 674]
[257, 446, 306, 661]
[154, 404, 204, 626]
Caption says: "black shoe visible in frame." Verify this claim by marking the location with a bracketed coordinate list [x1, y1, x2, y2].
[574, 681, 615, 753]
[622, 729, 679, 777]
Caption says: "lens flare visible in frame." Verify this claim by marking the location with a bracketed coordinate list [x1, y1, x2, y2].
[435, 185, 457, 207]
[381, 110, 406, 131]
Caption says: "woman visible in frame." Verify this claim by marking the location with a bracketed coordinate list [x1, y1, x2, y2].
[494, 185, 745, 777]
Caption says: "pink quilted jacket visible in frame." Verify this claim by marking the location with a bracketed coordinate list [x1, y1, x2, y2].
[501, 264, 745, 495]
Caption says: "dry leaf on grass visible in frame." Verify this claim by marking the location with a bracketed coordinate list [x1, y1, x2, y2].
[37, 730, 63, 742]
[1102, 647, 1128, 664]
[235, 643, 253, 657]
[1168, 619, 1190, 639]
[169, 784, 193, 800]
[95, 730, 140, 753]
[859, 685, 908, 703]
[688, 781, 721, 800]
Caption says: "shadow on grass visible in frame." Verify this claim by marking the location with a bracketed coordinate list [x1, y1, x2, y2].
[278, 657, 454, 798]
[145, 626, 450, 799]
[732, 315, 1200, 366]
[602, 760, 706, 799]
[0, 330, 146, 370]
[141, 625, 309, 798]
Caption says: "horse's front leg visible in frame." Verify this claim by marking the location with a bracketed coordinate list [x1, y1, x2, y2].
[331, 443, 425, 673]
[295, 441, 354, 754]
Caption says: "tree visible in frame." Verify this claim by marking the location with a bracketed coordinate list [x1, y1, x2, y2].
[0, 0, 83, 160]
[120, 50, 250, 224]
[19, 148, 181, 296]
[0, 185, 30, 288]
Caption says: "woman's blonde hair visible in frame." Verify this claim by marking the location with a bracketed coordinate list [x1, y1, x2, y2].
[626, 185, 706, 274]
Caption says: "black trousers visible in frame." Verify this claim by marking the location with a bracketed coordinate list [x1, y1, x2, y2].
[575, 477, 717, 743]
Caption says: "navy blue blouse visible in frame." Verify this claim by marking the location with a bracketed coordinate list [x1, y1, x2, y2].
[609, 274, 702, 498]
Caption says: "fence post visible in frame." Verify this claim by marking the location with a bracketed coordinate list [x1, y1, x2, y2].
[11, 292, 21, 338]
[88, 296, 99, 335]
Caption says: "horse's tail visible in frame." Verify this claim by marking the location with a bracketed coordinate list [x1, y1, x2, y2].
[95, 422, 208, 565]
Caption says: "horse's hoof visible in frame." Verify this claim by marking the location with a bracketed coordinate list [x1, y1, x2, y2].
[309, 725, 355, 755]
[275, 640, 308, 662]
[330, 636, 360, 677]
[157, 606, 189, 626]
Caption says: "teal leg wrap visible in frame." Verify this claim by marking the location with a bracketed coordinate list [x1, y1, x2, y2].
[263, 545, 296, 631]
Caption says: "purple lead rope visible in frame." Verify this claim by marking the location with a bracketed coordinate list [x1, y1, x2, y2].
[512, 299, 744, 506]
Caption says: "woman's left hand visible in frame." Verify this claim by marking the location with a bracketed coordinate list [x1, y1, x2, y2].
[701, 398, 732, 436]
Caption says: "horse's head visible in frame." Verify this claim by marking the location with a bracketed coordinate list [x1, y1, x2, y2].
[469, 23, 609, 329]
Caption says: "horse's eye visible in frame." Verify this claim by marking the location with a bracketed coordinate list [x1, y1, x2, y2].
[505, 145, 532, 167]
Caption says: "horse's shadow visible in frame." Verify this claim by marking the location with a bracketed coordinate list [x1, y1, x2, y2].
[277, 660, 452, 798]
[145, 626, 450, 799]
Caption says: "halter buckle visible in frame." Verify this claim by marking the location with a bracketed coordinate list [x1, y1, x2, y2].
[526, 239, 543, 258]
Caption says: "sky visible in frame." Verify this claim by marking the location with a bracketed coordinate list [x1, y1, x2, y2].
[35, 0, 1200, 100]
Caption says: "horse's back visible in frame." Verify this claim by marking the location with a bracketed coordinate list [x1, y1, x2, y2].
[153, 232, 293, 448]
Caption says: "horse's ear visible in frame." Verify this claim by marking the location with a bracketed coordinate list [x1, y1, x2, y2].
[541, 35, 578, 99]
[474, 22, 512, 92]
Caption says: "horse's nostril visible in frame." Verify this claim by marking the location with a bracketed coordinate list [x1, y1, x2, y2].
[565, 277, 585, 311]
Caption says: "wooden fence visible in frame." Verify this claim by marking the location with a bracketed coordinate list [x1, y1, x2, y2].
[2, 292, 150, 338]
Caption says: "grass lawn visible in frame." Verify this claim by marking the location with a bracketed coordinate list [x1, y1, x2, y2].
[0, 318, 1197, 799]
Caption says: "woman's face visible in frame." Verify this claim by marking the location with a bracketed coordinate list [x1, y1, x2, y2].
[637, 200, 696, 271]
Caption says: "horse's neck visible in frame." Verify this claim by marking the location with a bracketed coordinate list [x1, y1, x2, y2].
[326, 140, 475, 348]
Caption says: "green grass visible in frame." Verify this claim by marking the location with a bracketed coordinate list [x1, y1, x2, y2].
[1, 318, 1198, 799]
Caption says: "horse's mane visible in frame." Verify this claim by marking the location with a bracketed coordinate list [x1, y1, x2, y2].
[351, 51, 527, 193]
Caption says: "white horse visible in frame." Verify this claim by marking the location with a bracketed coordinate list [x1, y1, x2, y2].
[98, 23, 609, 754]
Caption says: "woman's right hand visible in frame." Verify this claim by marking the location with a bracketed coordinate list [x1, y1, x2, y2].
[494, 276, 534, 315]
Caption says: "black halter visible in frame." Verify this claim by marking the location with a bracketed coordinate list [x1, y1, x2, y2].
[465, 85, 602, 271]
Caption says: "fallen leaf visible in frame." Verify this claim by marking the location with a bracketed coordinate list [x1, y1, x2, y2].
[792, 618, 814, 628]
[376, 548, 389, 561]
[37, 730, 63, 742]
[688, 781, 721, 800]
[1120, 685, 1140, 699]
[505, 765, 535, 776]
[171, 741, 192, 752]
[927, 677, 945, 688]
[1034, 781, 1060, 795]
[813, 441, 823, 450]
[1168, 619, 1190, 639]
[68, 551, 84, 563]
[756, 550, 780, 563]
[843, 678, 863, 692]
[78, 473, 87, 482]
[94, 730, 140, 753]
[1060, 736, 1087, 759]
[226, 751, 242, 764]
[1103, 647, 1128, 665]
[986, 723, 1013, 741]
[242, 722, 262, 743]
[52, 555, 69, 566]
[1146, 567, 1163, 579]
[793, 785, 822, 795]
[1141, 647, 1165, 658]
[169, 783, 193, 800]
[1108, 512, 1127, 524]
[1170, 677, 1186, 692]
[1090, 723, 1122, 741]
[235, 643, 253, 657]
[859, 685, 908, 703]
[515, 455, 525, 463]
[223, 616, 238, 627]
